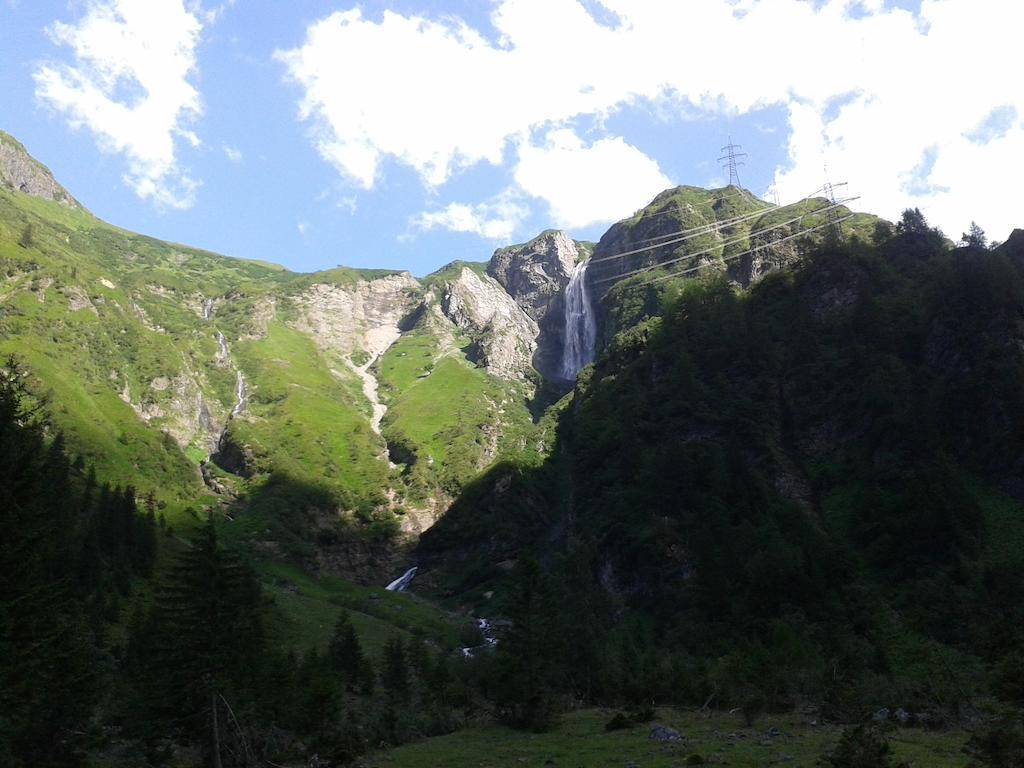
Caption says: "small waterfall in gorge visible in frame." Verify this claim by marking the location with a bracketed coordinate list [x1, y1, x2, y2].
[560, 258, 597, 380]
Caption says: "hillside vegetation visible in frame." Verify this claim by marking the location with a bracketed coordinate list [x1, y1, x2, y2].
[6, 128, 1024, 767]
[420, 215, 1024, 727]
[0, 155, 548, 573]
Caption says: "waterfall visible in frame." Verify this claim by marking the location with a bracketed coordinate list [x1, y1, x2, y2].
[386, 566, 417, 592]
[561, 258, 597, 380]
[215, 331, 228, 362]
[231, 370, 246, 417]
[460, 618, 499, 658]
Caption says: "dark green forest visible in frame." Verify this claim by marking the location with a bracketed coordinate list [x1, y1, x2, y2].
[420, 216, 1024, 738]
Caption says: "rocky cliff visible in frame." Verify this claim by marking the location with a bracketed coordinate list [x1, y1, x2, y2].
[487, 230, 591, 380]
[436, 266, 539, 381]
[589, 186, 883, 296]
[0, 131, 82, 209]
[488, 230, 580, 321]
[0, 127, 899, 586]
[289, 272, 421, 360]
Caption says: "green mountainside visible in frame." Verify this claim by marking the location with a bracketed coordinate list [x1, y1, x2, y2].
[591, 184, 885, 340]
[0, 137, 552, 578]
[7, 129, 1024, 767]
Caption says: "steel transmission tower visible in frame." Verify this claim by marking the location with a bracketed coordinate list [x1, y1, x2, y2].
[823, 172, 849, 239]
[718, 137, 747, 188]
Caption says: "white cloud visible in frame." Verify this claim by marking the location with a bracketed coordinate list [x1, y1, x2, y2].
[279, 0, 1024, 240]
[417, 191, 529, 242]
[203, 0, 235, 25]
[223, 144, 243, 163]
[34, 0, 203, 209]
[515, 129, 671, 229]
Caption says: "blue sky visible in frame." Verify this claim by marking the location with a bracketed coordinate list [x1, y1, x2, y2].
[2, 0, 1020, 276]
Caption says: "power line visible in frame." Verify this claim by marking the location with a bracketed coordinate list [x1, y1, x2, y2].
[718, 136, 747, 188]
[635, 213, 858, 289]
[822, 178, 848, 238]
[594, 197, 858, 284]
[588, 185, 829, 266]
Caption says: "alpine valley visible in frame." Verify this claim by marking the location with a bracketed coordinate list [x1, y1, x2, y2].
[4, 129, 1024, 768]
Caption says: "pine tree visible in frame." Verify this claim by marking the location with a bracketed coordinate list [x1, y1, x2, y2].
[382, 635, 410, 702]
[496, 557, 560, 731]
[961, 221, 988, 249]
[328, 611, 367, 691]
[0, 361, 98, 766]
[897, 207, 929, 235]
[133, 513, 266, 765]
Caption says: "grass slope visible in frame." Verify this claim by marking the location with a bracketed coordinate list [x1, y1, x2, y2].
[376, 324, 545, 498]
[257, 561, 469, 657]
[372, 709, 967, 768]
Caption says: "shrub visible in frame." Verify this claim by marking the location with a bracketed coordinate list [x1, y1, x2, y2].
[965, 708, 1024, 768]
[604, 712, 632, 732]
[818, 724, 908, 768]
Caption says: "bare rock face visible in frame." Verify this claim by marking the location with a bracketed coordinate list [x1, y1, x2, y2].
[438, 267, 539, 380]
[487, 231, 584, 380]
[119, 357, 222, 454]
[0, 131, 82, 209]
[487, 230, 579, 322]
[289, 273, 421, 359]
[728, 223, 810, 287]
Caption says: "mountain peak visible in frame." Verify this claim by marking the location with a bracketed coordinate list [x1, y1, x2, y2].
[0, 130, 83, 210]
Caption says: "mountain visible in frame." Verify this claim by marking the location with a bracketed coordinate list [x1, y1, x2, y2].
[419, 212, 1024, 722]
[591, 184, 884, 341]
[6, 128, 1024, 765]
[0, 133, 573, 575]
[0, 131, 895, 581]
[0, 130, 82, 209]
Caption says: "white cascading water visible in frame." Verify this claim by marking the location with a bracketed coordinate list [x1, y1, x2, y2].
[230, 370, 246, 417]
[386, 566, 417, 592]
[560, 259, 597, 380]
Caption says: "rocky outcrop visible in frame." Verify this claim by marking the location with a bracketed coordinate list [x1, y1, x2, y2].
[0, 131, 82, 209]
[290, 273, 420, 359]
[487, 230, 580, 323]
[116, 358, 223, 455]
[211, 427, 258, 478]
[729, 224, 806, 286]
[486, 231, 588, 380]
[997, 228, 1024, 268]
[438, 267, 539, 381]
[291, 273, 421, 444]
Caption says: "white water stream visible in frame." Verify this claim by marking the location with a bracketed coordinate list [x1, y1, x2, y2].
[386, 566, 417, 592]
[460, 618, 499, 658]
[215, 331, 229, 362]
[230, 370, 246, 417]
[560, 259, 597, 380]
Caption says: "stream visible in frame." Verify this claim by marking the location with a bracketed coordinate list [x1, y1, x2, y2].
[230, 370, 246, 417]
[461, 619, 499, 658]
[216, 331, 229, 362]
[201, 298, 246, 463]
